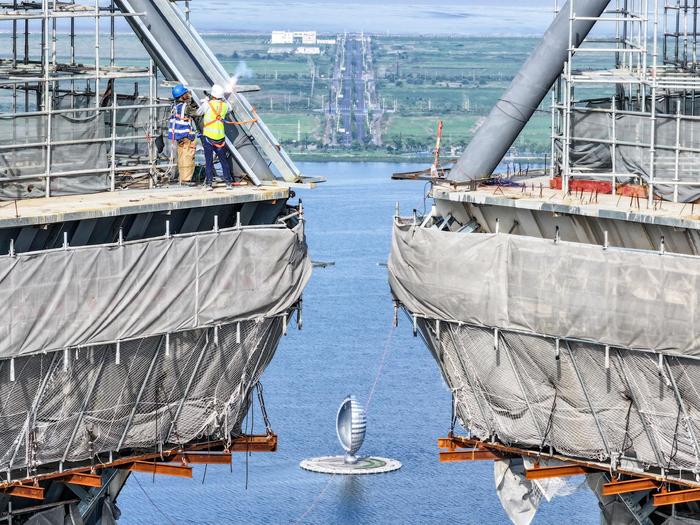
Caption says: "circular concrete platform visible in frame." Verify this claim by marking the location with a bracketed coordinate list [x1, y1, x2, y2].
[300, 456, 402, 475]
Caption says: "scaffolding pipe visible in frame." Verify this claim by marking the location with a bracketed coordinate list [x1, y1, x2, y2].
[451, 0, 612, 182]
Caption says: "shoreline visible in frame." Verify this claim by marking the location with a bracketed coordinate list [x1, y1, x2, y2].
[288, 152, 548, 163]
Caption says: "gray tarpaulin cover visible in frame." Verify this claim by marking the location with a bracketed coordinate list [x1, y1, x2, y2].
[0, 223, 311, 358]
[389, 219, 700, 477]
[388, 221, 700, 356]
[0, 94, 169, 200]
[0, 222, 310, 474]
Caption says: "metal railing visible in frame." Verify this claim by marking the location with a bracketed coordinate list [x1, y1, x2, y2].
[0, 1, 178, 198]
[552, 0, 700, 203]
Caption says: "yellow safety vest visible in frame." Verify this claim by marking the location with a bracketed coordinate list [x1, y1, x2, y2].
[203, 100, 227, 140]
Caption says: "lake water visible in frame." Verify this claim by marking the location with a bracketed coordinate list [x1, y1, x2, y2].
[192, 1, 556, 36]
[118, 162, 598, 524]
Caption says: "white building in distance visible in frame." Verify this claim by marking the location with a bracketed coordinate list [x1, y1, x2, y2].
[295, 46, 321, 55]
[271, 31, 317, 45]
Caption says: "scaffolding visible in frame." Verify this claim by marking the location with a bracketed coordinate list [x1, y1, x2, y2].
[0, 0, 175, 199]
[551, 0, 700, 203]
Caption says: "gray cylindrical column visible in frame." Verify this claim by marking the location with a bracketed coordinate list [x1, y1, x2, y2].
[451, 0, 611, 181]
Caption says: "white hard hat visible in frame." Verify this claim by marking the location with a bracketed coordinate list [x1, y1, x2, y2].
[210, 84, 225, 99]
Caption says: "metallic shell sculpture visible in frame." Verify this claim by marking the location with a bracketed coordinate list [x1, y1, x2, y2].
[336, 395, 367, 464]
[299, 394, 400, 474]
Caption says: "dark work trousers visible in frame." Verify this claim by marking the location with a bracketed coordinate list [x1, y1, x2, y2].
[203, 137, 233, 185]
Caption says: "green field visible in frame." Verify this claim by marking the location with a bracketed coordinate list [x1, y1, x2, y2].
[198, 34, 567, 160]
[259, 113, 323, 143]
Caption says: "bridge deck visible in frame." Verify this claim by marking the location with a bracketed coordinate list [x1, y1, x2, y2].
[433, 176, 700, 231]
[0, 184, 290, 228]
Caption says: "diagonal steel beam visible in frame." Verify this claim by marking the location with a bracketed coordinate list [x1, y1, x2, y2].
[116, 336, 164, 451]
[615, 350, 665, 468]
[165, 330, 209, 444]
[566, 341, 611, 459]
[8, 352, 60, 474]
[60, 347, 110, 466]
[664, 359, 700, 470]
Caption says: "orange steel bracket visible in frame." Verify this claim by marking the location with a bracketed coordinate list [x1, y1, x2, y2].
[229, 433, 278, 453]
[64, 473, 102, 488]
[654, 487, 700, 507]
[438, 435, 482, 450]
[438, 435, 502, 462]
[440, 449, 501, 462]
[602, 478, 659, 496]
[5, 484, 44, 500]
[525, 464, 591, 480]
[171, 452, 232, 465]
[125, 461, 193, 478]
[438, 437, 462, 450]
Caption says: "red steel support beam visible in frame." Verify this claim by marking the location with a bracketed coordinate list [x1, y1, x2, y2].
[64, 473, 102, 488]
[602, 478, 659, 496]
[654, 487, 700, 507]
[0, 433, 278, 491]
[438, 437, 463, 450]
[229, 433, 277, 452]
[5, 485, 44, 501]
[438, 434, 700, 498]
[525, 465, 591, 480]
[170, 452, 232, 465]
[125, 461, 193, 478]
[440, 450, 501, 462]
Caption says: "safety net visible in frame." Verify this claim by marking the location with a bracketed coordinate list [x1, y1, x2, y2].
[389, 221, 700, 356]
[0, 317, 287, 474]
[0, 221, 310, 476]
[389, 220, 700, 476]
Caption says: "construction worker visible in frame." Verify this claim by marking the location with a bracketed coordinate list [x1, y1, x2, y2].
[198, 83, 235, 191]
[167, 84, 199, 186]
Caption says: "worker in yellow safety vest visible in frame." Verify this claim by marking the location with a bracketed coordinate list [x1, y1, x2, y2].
[197, 84, 235, 191]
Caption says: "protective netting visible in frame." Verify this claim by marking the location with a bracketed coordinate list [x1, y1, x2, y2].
[0, 316, 287, 476]
[389, 220, 700, 476]
[418, 318, 700, 475]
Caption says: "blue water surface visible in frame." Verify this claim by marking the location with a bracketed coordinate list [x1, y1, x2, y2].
[119, 162, 598, 525]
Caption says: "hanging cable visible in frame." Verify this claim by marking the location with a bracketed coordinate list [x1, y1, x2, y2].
[450, 392, 457, 435]
[133, 473, 177, 525]
[365, 325, 395, 412]
[293, 473, 336, 525]
[256, 383, 273, 434]
[537, 390, 558, 456]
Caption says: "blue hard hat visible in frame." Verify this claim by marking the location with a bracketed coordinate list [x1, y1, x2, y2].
[172, 84, 189, 99]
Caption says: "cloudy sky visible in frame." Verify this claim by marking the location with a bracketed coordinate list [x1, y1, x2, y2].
[189, 1, 559, 36]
